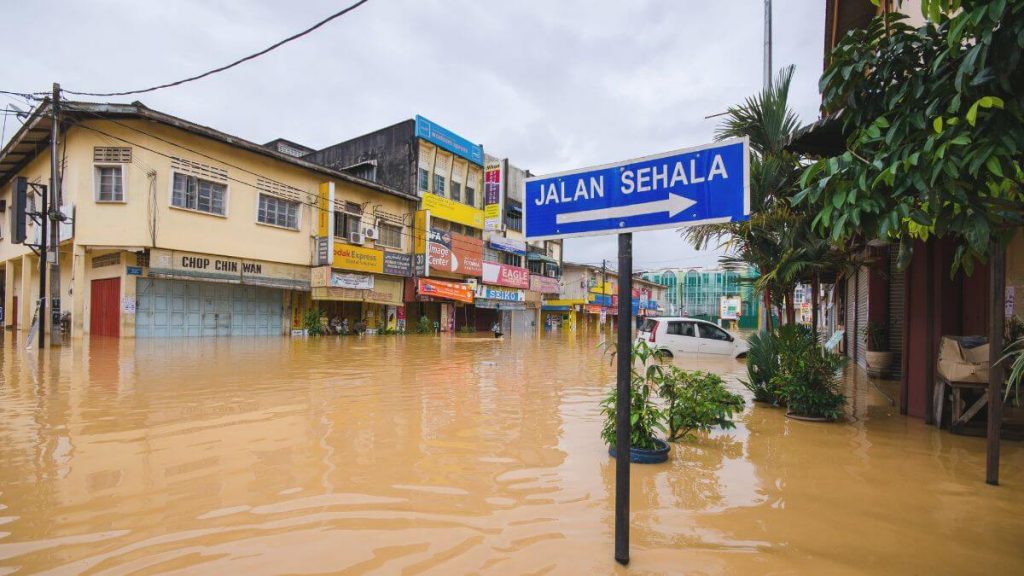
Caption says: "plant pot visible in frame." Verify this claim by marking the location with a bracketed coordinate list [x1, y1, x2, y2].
[865, 350, 893, 377]
[608, 438, 670, 464]
[785, 411, 836, 422]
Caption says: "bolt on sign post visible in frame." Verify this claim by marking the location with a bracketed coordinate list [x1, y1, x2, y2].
[523, 137, 750, 565]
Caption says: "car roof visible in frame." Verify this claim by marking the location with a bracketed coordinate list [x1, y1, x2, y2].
[647, 316, 713, 323]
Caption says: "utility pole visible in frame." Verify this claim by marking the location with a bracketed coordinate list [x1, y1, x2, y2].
[764, 0, 773, 87]
[49, 83, 62, 346]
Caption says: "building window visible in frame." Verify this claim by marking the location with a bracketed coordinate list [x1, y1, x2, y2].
[529, 260, 542, 274]
[377, 222, 401, 248]
[434, 174, 446, 196]
[505, 200, 522, 231]
[257, 194, 299, 229]
[172, 172, 226, 215]
[95, 165, 125, 202]
[334, 204, 363, 240]
[449, 223, 463, 236]
[451, 181, 462, 202]
[465, 185, 475, 207]
[502, 252, 522, 268]
[418, 168, 430, 192]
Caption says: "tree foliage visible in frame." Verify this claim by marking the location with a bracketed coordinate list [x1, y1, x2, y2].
[796, 2, 1024, 274]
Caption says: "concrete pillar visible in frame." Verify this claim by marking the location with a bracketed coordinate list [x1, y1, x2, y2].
[19, 253, 34, 331]
[3, 260, 13, 330]
[71, 244, 87, 338]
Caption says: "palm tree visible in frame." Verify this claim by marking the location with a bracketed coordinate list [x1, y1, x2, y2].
[681, 66, 803, 332]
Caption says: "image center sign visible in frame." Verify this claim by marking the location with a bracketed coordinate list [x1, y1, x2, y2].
[523, 137, 750, 240]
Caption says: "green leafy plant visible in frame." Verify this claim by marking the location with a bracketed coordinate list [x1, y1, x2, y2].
[302, 309, 323, 336]
[415, 315, 433, 334]
[999, 331, 1024, 406]
[862, 321, 888, 352]
[600, 341, 666, 451]
[458, 325, 475, 334]
[796, 4, 1024, 274]
[742, 330, 784, 404]
[771, 324, 847, 420]
[659, 368, 745, 441]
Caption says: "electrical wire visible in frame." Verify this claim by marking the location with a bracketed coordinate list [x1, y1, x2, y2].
[62, 0, 373, 97]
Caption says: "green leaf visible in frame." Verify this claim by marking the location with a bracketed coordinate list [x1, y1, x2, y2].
[933, 116, 943, 133]
[985, 156, 1004, 178]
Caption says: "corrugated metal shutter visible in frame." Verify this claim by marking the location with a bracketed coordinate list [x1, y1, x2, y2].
[888, 243, 905, 378]
[136, 278, 282, 338]
[856, 266, 870, 368]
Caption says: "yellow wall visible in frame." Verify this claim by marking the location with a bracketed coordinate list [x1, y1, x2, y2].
[1, 116, 416, 336]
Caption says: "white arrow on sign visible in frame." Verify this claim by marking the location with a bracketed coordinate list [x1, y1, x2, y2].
[554, 193, 697, 225]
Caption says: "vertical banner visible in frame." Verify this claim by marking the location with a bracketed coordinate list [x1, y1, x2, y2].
[318, 182, 335, 266]
[414, 209, 431, 277]
[484, 159, 505, 231]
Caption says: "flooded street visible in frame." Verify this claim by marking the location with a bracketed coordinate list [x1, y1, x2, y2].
[1, 333, 1022, 575]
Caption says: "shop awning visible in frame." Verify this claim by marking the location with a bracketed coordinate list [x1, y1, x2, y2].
[527, 253, 558, 265]
[542, 305, 570, 312]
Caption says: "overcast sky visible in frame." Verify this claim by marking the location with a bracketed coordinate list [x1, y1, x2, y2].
[0, 0, 825, 272]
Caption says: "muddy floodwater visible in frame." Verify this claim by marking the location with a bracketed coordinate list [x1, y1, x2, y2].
[1, 333, 1022, 575]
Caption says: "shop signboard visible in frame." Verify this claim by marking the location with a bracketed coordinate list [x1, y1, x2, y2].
[487, 233, 526, 255]
[149, 249, 310, 290]
[428, 229, 483, 275]
[415, 115, 484, 165]
[476, 300, 526, 310]
[530, 275, 561, 294]
[481, 262, 530, 289]
[474, 285, 525, 302]
[720, 295, 742, 320]
[311, 276, 403, 305]
[333, 244, 384, 274]
[383, 251, 412, 276]
[318, 182, 335, 265]
[418, 278, 474, 303]
[311, 267, 373, 290]
[484, 160, 504, 231]
[422, 192, 485, 229]
[414, 209, 430, 276]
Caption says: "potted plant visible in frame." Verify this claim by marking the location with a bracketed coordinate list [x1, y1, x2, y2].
[862, 320, 893, 377]
[772, 324, 847, 421]
[600, 341, 670, 463]
[741, 330, 784, 405]
[658, 367, 745, 441]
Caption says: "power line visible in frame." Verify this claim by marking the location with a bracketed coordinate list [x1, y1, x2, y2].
[62, 0, 373, 97]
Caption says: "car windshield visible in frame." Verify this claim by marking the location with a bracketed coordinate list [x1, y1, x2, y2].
[639, 319, 658, 332]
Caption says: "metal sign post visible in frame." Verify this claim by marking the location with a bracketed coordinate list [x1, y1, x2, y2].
[523, 138, 749, 564]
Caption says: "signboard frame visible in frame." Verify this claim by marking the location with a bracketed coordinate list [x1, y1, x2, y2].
[523, 137, 750, 241]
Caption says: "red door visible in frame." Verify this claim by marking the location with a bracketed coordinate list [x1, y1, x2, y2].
[11, 296, 17, 329]
[90, 278, 120, 337]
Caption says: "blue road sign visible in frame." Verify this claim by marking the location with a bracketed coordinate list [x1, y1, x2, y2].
[523, 137, 749, 240]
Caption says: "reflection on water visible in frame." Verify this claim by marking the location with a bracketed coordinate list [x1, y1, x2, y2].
[0, 333, 1022, 574]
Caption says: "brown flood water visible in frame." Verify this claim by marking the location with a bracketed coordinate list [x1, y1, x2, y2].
[0, 332, 1022, 575]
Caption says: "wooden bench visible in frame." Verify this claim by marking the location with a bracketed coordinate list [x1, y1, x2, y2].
[934, 374, 991, 433]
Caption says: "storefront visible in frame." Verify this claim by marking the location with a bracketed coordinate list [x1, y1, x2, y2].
[308, 244, 412, 333]
[410, 277, 475, 332]
[135, 249, 309, 338]
[474, 284, 526, 332]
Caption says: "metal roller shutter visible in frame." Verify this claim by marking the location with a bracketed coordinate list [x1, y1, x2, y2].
[136, 278, 283, 338]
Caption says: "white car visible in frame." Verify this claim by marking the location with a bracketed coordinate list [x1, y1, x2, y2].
[636, 317, 749, 358]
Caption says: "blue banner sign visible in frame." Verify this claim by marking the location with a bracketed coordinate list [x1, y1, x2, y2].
[415, 115, 484, 166]
[524, 138, 749, 240]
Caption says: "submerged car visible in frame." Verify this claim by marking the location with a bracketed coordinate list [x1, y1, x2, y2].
[636, 316, 749, 358]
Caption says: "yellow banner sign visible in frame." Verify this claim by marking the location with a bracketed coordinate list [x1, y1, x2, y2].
[421, 192, 484, 229]
[333, 244, 384, 274]
[414, 210, 429, 255]
[318, 182, 332, 238]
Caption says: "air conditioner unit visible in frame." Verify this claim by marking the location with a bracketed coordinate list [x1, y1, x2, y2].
[349, 232, 364, 245]
[363, 227, 378, 240]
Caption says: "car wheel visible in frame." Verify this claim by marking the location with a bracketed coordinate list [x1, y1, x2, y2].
[655, 349, 674, 359]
